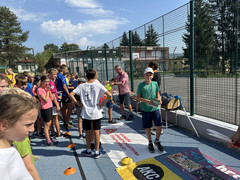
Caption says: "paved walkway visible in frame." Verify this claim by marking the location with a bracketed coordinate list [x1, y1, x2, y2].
[31, 105, 240, 180]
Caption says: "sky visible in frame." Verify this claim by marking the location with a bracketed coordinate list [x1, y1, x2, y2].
[0, 0, 190, 53]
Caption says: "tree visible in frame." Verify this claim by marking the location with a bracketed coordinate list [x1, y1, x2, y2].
[35, 49, 52, 70]
[182, 0, 215, 69]
[59, 42, 80, 52]
[209, 0, 239, 73]
[132, 31, 143, 46]
[144, 24, 159, 46]
[0, 6, 29, 67]
[44, 43, 59, 53]
[120, 32, 129, 46]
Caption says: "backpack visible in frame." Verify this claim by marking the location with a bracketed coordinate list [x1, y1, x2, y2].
[161, 92, 174, 106]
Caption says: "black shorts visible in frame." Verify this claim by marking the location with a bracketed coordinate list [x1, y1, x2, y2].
[41, 107, 53, 122]
[83, 119, 101, 131]
[62, 96, 72, 104]
[119, 92, 130, 106]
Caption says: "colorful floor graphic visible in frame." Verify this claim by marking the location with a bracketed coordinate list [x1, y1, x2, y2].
[165, 148, 240, 180]
[117, 157, 182, 180]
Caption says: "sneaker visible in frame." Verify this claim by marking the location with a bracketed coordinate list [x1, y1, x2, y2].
[79, 135, 84, 140]
[151, 130, 156, 135]
[108, 119, 117, 123]
[46, 141, 55, 146]
[127, 114, 133, 121]
[154, 140, 164, 152]
[36, 131, 44, 138]
[81, 150, 91, 157]
[148, 142, 155, 153]
[161, 129, 164, 135]
[94, 151, 103, 159]
[119, 115, 127, 120]
[55, 134, 64, 140]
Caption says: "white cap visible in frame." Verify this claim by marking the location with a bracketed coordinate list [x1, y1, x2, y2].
[144, 67, 154, 74]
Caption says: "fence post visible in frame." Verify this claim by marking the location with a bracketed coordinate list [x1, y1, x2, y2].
[129, 30, 134, 92]
[190, 0, 195, 116]
[104, 43, 109, 80]
[91, 50, 93, 69]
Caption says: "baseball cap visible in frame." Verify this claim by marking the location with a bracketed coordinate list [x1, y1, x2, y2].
[144, 67, 154, 74]
[78, 78, 86, 83]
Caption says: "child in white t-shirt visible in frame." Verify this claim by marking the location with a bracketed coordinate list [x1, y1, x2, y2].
[69, 69, 111, 159]
[0, 93, 40, 180]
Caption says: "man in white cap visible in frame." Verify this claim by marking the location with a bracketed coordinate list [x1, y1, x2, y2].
[136, 67, 164, 153]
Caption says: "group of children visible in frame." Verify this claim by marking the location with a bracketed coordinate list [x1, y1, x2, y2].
[0, 63, 166, 179]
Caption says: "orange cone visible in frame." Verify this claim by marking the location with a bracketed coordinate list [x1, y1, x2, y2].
[64, 167, 76, 175]
[64, 132, 71, 136]
[67, 143, 76, 149]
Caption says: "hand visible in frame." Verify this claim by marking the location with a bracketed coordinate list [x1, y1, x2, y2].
[159, 99, 162, 105]
[46, 85, 51, 91]
[230, 132, 240, 144]
[110, 82, 115, 86]
[97, 103, 103, 109]
[111, 100, 114, 104]
[56, 105, 60, 112]
[76, 101, 83, 107]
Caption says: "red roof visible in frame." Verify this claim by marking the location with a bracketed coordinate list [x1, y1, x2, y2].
[16, 59, 34, 63]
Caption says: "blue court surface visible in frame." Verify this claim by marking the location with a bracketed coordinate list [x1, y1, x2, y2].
[31, 105, 240, 180]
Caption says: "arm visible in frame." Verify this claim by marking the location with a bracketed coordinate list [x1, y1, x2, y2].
[62, 84, 69, 96]
[69, 91, 82, 107]
[9, 73, 15, 83]
[52, 93, 60, 112]
[40, 90, 50, 103]
[156, 91, 162, 104]
[231, 125, 240, 144]
[22, 154, 41, 180]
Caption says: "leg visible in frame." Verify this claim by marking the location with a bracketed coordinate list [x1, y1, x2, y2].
[128, 104, 133, 115]
[53, 115, 61, 136]
[66, 102, 73, 124]
[94, 130, 100, 151]
[62, 103, 67, 124]
[78, 118, 83, 135]
[44, 121, 52, 141]
[155, 126, 162, 140]
[108, 108, 112, 122]
[146, 128, 152, 142]
[85, 130, 92, 150]
[120, 104, 125, 115]
[37, 117, 43, 133]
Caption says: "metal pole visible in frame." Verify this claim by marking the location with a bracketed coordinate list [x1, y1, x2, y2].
[91, 50, 93, 69]
[31, 48, 36, 76]
[129, 30, 134, 92]
[190, 0, 195, 116]
[104, 44, 109, 80]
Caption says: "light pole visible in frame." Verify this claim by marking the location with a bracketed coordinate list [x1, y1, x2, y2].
[173, 46, 177, 73]
[31, 48, 36, 76]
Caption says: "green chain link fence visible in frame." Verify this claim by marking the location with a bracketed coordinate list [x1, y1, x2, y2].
[52, 0, 240, 126]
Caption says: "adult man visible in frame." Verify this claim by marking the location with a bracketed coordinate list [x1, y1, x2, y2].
[113, 65, 133, 121]
[57, 65, 73, 129]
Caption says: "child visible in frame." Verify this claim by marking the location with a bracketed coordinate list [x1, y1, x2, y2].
[136, 67, 164, 153]
[48, 68, 63, 139]
[0, 93, 40, 179]
[69, 72, 79, 89]
[0, 74, 9, 95]
[105, 78, 117, 123]
[69, 69, 111, 159]
[2, 88, 41, 180]
[5, 67, 16, 88]
[27, 72, 35, 90]
[75, 78, 86, 139]
[15, 74, 35, 97]
[37, 75, 54, 146]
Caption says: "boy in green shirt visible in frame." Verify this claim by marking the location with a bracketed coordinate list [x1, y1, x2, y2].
[136, 67, 163, 153]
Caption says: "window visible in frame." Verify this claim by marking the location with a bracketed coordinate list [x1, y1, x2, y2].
[121, 51, 127, 58]
[151, 51, 161, 58]
[140, 51, 145, 58]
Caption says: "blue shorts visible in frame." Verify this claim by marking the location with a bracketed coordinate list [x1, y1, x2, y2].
[142, 110, 162, 128]
[119, 92, 130, 106]
[106, 100, 113, 108]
